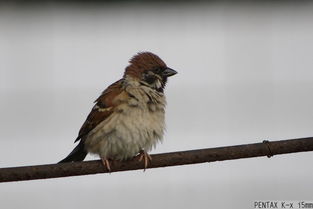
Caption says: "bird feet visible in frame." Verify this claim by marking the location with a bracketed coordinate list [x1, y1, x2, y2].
[101, 158, 112, 172]
[101, 151, 151, 172]
[138, 150, 152, 171]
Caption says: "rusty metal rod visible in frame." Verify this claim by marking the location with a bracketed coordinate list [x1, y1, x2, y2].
[1, 137, 313, 183]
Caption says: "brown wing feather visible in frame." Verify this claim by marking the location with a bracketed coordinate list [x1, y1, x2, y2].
[75, 79, 124, 142]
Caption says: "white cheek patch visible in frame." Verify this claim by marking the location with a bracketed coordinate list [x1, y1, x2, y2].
[154, 79, 162, 89]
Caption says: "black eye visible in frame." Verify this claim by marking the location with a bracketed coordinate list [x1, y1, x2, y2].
[153, 68, 163, 74]
[144, 73, 156, 84]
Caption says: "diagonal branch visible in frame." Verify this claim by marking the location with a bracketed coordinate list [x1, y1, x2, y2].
[1, 137, 313, 183]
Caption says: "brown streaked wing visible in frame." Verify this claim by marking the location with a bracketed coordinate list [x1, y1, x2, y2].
[75, 79, 124, 142]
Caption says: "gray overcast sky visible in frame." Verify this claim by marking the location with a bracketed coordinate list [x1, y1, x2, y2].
[1, 2, 313, 209]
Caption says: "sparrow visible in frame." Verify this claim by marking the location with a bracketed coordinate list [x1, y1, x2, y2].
[59, 52, 177, 171]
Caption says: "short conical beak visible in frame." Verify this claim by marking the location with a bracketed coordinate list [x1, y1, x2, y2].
[163, 68, 177, 77]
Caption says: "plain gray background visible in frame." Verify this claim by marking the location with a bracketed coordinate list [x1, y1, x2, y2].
[1, 2, 313, 209]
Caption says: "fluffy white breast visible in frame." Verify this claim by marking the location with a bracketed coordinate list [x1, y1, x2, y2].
[84, 82, 166, 160]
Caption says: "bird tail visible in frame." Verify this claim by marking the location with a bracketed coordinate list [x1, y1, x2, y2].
[58, 140, 87, 163]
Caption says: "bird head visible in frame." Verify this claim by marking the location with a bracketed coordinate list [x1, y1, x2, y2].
[124, 52, 177, 92]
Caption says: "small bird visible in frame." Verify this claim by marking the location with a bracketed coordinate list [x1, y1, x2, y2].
[59, 52, 177, 171]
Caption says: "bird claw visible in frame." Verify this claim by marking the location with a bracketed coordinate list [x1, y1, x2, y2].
[138, 150, 152, 171]
[101, 158, 111, 172]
